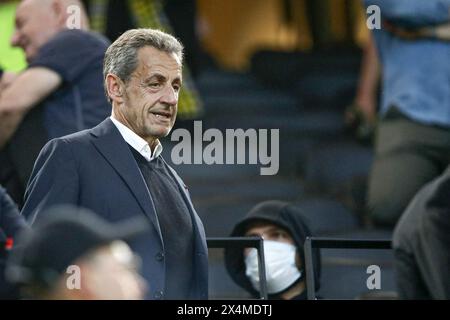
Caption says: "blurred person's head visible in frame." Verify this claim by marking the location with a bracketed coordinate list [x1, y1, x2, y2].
[11, 0, 89, 62]
[104, 29, 184, 149]
[6, 205, 148, 300]
[225, 201, 321, 300]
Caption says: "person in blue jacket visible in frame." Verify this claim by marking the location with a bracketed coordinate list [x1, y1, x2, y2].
[364, 0, 450, 227]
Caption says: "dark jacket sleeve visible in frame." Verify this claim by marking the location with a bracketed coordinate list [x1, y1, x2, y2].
[0, 186, 27, 238]
[21, 138, 80, 225]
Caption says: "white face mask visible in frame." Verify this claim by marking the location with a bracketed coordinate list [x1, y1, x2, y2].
[244, 240, 302, 294]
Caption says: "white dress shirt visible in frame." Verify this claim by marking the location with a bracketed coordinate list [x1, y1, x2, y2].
[110, 116, 163, 162]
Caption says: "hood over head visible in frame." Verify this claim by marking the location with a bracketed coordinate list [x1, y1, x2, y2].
[224, 200, 321, 298]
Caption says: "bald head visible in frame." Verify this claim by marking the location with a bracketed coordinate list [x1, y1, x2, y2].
[12, 0, 89, 62]
[18, 0, 52, 12]
[19, 0, 89, 29]
[20, 0, 86, 10]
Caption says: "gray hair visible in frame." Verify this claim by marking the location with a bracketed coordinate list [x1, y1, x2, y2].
[103, 28, 184, 102]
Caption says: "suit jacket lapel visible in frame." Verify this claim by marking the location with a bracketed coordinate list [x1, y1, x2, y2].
[90, 119, 163, 242]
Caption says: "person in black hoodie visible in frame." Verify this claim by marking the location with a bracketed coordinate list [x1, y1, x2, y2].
[224, 200, 321, 300]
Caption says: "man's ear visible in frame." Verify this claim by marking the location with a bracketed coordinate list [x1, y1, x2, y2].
[106, 74, 126, 104]
[51, 0, 66, 28]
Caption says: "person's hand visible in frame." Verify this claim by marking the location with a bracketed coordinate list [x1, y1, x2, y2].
[384, 20, 450, 42]
[345, 96, 377, 127]
[345, 96, 377, 144]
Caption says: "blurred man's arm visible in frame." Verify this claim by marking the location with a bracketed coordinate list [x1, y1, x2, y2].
[0, 67, 61, 149]
[365, 0, 450, 27]
[346, 33, 379, 126]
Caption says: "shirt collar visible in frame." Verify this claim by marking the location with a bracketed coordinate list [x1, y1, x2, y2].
[110, 116, 163, 162]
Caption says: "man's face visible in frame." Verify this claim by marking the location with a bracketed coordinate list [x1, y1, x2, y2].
[244, 223, 295, 246]
[243, 222, 301, 268]
[113, 46, 182, 143]
[11, 0, 62, 62]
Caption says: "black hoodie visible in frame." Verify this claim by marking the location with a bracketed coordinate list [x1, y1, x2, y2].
[224, 200, 321, 299]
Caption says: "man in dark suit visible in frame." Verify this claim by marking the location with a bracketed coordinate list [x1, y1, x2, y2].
[21, 28, 208, 300]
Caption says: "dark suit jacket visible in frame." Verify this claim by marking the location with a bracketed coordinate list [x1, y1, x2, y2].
[21, 118, 208, 300]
